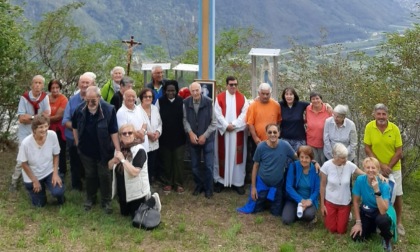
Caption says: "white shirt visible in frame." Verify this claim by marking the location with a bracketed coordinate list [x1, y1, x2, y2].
[143, 104, 162, 152]
[116, 103, 149, 151]
[320, 159, 357, 205]
[17, 91, 51, 143]
[17, 130, 60, 183]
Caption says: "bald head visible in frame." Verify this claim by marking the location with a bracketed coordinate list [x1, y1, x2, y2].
[124, 89, 136, 99]
[189, 82, 201, 100]
[123, 89, 137, 109]
[78, 73, 95, 96]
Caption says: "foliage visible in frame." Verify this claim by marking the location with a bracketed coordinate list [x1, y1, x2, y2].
[0, 0, 31, 141]
[177, 27, 267, 96]
[30, 2, 126, 95]
[370, 24, 420, 177]
[11, 0, 413, 51]
[282, 26, 420, 176]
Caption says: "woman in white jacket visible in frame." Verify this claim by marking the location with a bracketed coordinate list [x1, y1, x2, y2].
[109, 123, 160, 217]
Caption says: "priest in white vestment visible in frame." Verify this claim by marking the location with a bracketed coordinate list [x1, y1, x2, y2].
[213, 76, 249, 195]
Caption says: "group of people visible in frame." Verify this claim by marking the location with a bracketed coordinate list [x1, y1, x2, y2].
[10, 67, 404, 248]
[237, 83, 403, 251]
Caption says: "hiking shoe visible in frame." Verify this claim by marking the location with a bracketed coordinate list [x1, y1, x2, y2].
[102, 202, 113, 214]
[398, 223, 406, 236]
[176, 186, 185, 194]
[163, 185, 172, 193]
[152, 193, 161, 212]
[214, 182, 224, 193]
[57, 196, 66, 205]
[9, 183, 17, 192]
[234, 185, 246, 195]
[382, 239, 392, 252]
[84, 201, 93, 211]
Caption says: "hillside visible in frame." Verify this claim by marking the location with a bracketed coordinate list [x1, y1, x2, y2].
[11, 0, 415, 55]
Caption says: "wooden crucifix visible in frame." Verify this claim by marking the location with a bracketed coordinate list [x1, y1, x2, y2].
[122, 36, 141, 76]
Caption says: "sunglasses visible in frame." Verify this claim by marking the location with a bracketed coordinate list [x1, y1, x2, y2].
[228, 83, 238, 87]
[267, 131, 278, 135]
[121, 131, 133, 136]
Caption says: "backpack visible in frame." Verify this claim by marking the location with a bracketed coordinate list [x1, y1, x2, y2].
[132, 203, 161, 230]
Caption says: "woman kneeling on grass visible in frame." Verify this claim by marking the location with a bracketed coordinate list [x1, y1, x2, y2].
[108, 123, 161, 218]
[282, 145, 320, 225]
[17, 115, 65, 207]
[320, 143, 368, 234]
[350, 157, 397, 252]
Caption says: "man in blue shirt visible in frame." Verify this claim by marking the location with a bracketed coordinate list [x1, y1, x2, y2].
[238, 123, 296, 216]
[62, 73, 95, 191]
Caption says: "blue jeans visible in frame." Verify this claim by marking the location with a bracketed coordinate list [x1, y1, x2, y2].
[190, 141, 214, 193]
[282, 138, 306, 152]
[24, 172, 65, 207]
[253, 180, 284, 216]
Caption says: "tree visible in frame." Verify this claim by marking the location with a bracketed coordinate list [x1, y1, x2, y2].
[177, 27, 266, 96]
[31, 2, 126, 95]
[370, 25, 420, 177]
[0, 1, 31, 143]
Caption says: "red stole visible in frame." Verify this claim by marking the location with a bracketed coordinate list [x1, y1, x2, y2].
[217, 91, 245, 178]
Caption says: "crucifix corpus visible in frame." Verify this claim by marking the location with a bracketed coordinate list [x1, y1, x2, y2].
[122, 36, 142, 76]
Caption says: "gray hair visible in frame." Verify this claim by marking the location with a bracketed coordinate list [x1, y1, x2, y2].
[110, 66, 125, 75]
[373, 103, 388, 113]
[333, 104, 348, 116]
[83, 72, 96, 85]
[332, 143, 348, 159]
[86, 86, 101, 97]
[258, 83, 272, 93]
[151, 65, 162, 74]
[32, 75, 45, 84]
[84, 72, 96, 80]
[121, 76, 134, 86]
[79, 73, 95, 84]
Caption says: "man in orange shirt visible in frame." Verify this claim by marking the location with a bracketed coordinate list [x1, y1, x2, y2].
[247, 83, 281, 155]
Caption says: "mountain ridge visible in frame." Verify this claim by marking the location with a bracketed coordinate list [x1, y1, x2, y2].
[11, 0, 415, 55]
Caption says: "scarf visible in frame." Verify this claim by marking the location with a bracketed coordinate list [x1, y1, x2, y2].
[115, 139, 142, 174]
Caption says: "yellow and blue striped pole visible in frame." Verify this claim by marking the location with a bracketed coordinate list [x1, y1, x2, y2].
[198, 0, 215, 80]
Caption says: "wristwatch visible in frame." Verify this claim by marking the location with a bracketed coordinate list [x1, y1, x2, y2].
[31, 115, 34, 120]
[374, 191, 382, 197]
[121, 159, 126, 164]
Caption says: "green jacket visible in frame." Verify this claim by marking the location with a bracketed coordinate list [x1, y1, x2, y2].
[101, 79, 114, 103]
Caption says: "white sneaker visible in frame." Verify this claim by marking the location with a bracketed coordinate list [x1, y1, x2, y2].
[398, 224, 406, 236]
[152, 192, 161, 212]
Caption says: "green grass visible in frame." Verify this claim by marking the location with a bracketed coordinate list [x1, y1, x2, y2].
[1, 149, 420, 251]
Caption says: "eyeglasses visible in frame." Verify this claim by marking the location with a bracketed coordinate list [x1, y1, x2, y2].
[228, 83, 238, 87]
[267, 131, 278, 135]
[143, 96, 153, 99]
[121, 131, 133, 136]
[86, 99, 98, 104]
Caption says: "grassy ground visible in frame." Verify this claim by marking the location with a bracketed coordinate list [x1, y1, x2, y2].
[1, 149, 419, 252]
